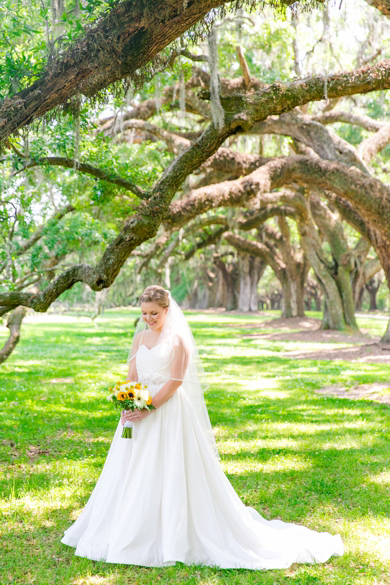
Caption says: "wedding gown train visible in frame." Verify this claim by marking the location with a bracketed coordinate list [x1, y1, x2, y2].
[60, 342, 344, 569]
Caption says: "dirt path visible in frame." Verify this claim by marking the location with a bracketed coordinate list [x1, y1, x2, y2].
[241, 316, 390, 405]
[242, 316, 390, 362]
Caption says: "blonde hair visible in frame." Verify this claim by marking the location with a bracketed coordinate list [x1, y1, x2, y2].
[139, 285, 169, 309]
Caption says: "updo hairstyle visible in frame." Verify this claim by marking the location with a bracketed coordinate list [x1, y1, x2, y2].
[139, 285, 169, 309]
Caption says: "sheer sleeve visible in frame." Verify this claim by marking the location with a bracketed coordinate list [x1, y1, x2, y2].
[170, 336, 190, 383]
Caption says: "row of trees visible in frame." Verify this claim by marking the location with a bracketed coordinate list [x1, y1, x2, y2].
[1, 0, 390, 363]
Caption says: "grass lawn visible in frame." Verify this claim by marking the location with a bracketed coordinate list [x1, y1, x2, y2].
[0, 309, 389, 585]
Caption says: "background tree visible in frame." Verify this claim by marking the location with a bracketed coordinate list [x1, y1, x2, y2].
[2, 0, 390, 362]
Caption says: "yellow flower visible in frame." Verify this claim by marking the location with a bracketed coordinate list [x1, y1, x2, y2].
[127, 390, 136, 399]
[117, 391, 127, 401]
[146, 395, 153, 405]
[135, 383, 141, 390]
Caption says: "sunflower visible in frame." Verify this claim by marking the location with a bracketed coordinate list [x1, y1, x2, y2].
[127, 390, 136, 399]
[117, 391, 127, 401]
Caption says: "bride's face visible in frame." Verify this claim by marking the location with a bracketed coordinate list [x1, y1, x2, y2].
[141, 301, 168, 332]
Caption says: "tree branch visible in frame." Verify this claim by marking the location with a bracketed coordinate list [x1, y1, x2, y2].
[359, 121, 390, 162]
[120, 119, 190, 155]
[4, 0, 280, 140]
[312, 111, 384, 132]
[13, 157, 146, 199]
[185, 226, 227, 260]
[164, 155, 390, 241]
[363, 0, 390, 18]
[0, 306, 28, 364]
[248, 111, 368, 172]
[235, 46, 251, 89]
[4, 55, 390, 316]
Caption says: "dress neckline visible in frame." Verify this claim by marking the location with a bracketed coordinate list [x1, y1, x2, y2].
[138, 341, 170, 352]
[139, 343, 158, 351]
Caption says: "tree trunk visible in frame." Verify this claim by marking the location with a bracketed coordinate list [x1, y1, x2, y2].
[236, 254, 264, 312]
[297, 257, 310, 317]
[0, 306, 28, 364]
[355, 286, 365, 311]
[368, 288, 378, 311]
[213, 257, 237, 310]
[197, 286, 210, 309]
[270, 290, 282, 310]
[237, 253, 251, 311]
[381, 315, 390, 343]
[295, 280, 305, 317]
[92, 288, 108, 320]
[305, 278, 322, 312]
[277, 267, 307, 318]
[336, 266, 359, 329]
[365, 275, 381, 311]
[300, 236, 345, 329]
[215, 267, 227, 308]
[280, 276, 294, 318]
[188, 280, 199, 309]
[250, 258, 266, 311]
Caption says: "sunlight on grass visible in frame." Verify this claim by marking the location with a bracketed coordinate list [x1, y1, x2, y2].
[366, 471, 390, 485]
[71, 576, 121, 585]
[222, 455, 312, 475]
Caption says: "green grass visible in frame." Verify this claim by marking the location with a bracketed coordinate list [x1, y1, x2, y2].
[0, 309, 389, 585]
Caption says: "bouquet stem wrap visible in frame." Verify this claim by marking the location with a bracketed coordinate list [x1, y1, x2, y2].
[122, 421, 133, 438]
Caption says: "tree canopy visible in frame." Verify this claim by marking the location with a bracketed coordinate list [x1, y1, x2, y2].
[1, 0, 390, 361]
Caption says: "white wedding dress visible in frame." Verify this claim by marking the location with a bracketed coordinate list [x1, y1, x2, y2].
[61, 341, 344, 569]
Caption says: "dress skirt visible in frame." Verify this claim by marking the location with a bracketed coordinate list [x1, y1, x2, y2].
[61, 380, 344, 569]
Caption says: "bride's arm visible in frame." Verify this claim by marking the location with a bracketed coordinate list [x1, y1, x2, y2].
[151, 339, 190, 410]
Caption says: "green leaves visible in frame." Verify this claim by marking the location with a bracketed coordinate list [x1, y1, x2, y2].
[0, 0, 120, 99]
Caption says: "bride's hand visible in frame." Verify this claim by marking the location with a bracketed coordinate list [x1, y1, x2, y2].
[123, 409, 151, 422]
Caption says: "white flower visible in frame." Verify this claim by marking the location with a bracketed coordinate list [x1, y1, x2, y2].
[139, 390, 149, 401]
[134, 397, 146, 409]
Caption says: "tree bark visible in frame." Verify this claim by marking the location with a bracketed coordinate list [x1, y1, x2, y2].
[0, 307, 28, 364]
[250, 257, 266, 311]
[381, 317, 390, 343]
[213, 256, 237, 311]
[2, 0, 270, 140]
[237, 253, 252, 312]
[223, 231, 301, 318]
[364, 0, 390, 18]
[280, 275, 294, 318]
[298, 221, 345, 330]
[365, 275, 381, 310]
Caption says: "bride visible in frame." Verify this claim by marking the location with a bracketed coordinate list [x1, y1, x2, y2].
[61, 285, 344, 569]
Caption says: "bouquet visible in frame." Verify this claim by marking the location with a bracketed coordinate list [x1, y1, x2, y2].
[107, 380, 155, 438]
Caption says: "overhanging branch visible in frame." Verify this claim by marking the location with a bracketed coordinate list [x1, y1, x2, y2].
[13, 157, 147, 199]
